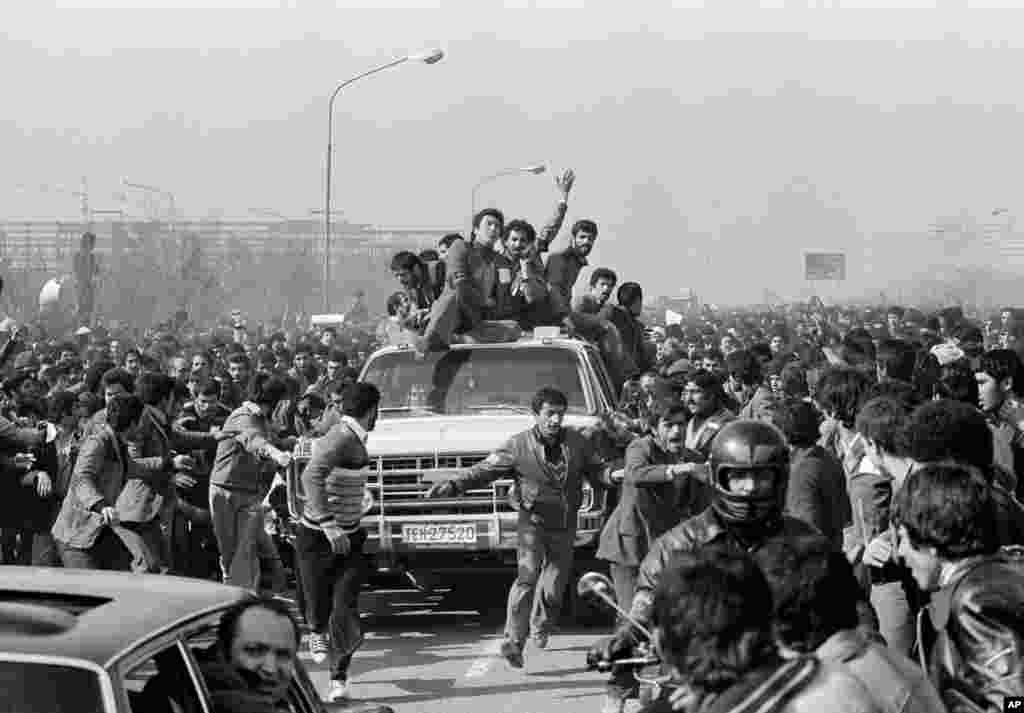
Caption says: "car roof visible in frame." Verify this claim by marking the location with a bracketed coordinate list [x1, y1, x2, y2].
[366, 336, 590, 361]
[0, 567, 250, 668]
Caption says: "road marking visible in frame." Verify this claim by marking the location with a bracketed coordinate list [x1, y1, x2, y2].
[463, 636, 504, 679]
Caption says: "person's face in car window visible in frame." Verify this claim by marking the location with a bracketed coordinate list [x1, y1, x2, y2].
[228, 607, 297, 700]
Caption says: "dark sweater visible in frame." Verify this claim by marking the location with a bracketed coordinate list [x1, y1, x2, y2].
[786, 445, 851, 553]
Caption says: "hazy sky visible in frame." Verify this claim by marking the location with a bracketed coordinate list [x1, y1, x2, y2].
[3, 1, 1024, 302]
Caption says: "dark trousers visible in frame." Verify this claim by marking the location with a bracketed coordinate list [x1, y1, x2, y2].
[294, 525, 367, 682]
[421, 283, 483, 350]
[607, 562, 640, 699]
[609, 562, 638, 616]
[505, 511, 575, 645]
[58, 528, 134, 570]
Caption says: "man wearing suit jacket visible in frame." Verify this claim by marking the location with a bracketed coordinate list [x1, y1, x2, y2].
[681, 370, 735, 458]
[595, 403, 715, 712]
[296, 382, 378, 704]
[597, 404, 712, 611]
[52, 394, 162, 571]
[427, 386, 611, 669]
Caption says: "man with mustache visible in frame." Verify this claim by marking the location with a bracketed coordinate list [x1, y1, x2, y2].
[426, 386, 612, 668]
[596, 403, 712, 712]
[200, 597, 298, 713]
[546, 218, 600, 325]
[490, 219, 550, 328]
[681, 370, 735, 460]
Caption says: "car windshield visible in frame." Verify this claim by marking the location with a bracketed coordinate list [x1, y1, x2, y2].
[363, 347, 589, 418]
[0, 660, 105, 713]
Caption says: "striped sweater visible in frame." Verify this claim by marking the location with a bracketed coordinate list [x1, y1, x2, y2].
[299, 418, 370, 534]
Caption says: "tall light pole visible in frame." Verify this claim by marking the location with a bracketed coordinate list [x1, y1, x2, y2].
[322, 48, 444, 312]
[470, 164, 547, 227]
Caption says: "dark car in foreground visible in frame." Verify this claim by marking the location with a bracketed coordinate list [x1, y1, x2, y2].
[0, 566, 381, 713]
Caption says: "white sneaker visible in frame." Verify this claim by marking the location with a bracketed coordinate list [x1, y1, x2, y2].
[326, 679, 350, 703]
[308, 632, 329, 664]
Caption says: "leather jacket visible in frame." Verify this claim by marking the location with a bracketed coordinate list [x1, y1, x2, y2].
[919, 546, 1024, 713]
[628, 507, 819, 623]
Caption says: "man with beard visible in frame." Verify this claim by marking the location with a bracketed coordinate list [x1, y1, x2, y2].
[596, 403, 712, 710]
[589, 420, 818, 713]
[546, 218, 599, 324]
[426, 386, 611, 668]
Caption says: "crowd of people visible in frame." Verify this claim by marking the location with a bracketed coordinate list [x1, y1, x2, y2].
[0, 170, 1023, 713]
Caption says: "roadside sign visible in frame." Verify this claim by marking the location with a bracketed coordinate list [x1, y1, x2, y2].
[804, 252, 846, 281]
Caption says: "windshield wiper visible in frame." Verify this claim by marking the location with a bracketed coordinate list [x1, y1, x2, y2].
[464, 403, 532, 414]
[380, 406, 438, 413]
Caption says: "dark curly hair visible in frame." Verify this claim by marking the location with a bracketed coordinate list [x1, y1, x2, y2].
[903, 399, 993, 473]
[106, 393, 144, 433]
[892, 464, 997, 560]
[815, 367, 871, 428]
[652, 546, 776, 693]
[979, 349, 1023, 395]
[933, 359, 978, 407]
[770, 399, 821, 449]
[502, 219, 536, 244]
[753, 535, 862, 653]
[855, 396, 912, 456]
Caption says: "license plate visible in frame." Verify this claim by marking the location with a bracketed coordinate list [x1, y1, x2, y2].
[402, 523, 476, 545]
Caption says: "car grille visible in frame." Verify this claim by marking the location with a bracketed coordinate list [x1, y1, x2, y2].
[367, 453, 502, 515]
[377, 454, 488, 471]
[286, 445, 596, 523]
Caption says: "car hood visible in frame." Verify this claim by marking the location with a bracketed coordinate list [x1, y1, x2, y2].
[367, 414, 599, 456]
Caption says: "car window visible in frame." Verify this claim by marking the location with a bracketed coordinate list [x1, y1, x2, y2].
[0, 660, 105, 713]
[120, 642, 204, 713]
[184, 625, 310, 713]
[585, 344, 616, 407]
[364, 347, 589, 418]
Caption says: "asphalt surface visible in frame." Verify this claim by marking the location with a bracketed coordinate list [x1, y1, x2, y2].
[292, 588, 627, 713]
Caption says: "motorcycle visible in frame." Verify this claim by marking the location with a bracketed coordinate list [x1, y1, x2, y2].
[577, 572, 672, 705]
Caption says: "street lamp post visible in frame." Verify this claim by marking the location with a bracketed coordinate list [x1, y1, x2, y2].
[470, 164, 547, 228]
[322, 48, 444, 312]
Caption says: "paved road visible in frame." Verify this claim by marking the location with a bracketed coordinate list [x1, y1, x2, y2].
[293, 589, 625, 713]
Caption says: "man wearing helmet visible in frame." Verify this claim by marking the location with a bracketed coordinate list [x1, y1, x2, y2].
[591, 419, 818, 713]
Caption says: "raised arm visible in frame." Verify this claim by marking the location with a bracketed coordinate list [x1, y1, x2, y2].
[535, 169, 575, 255]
